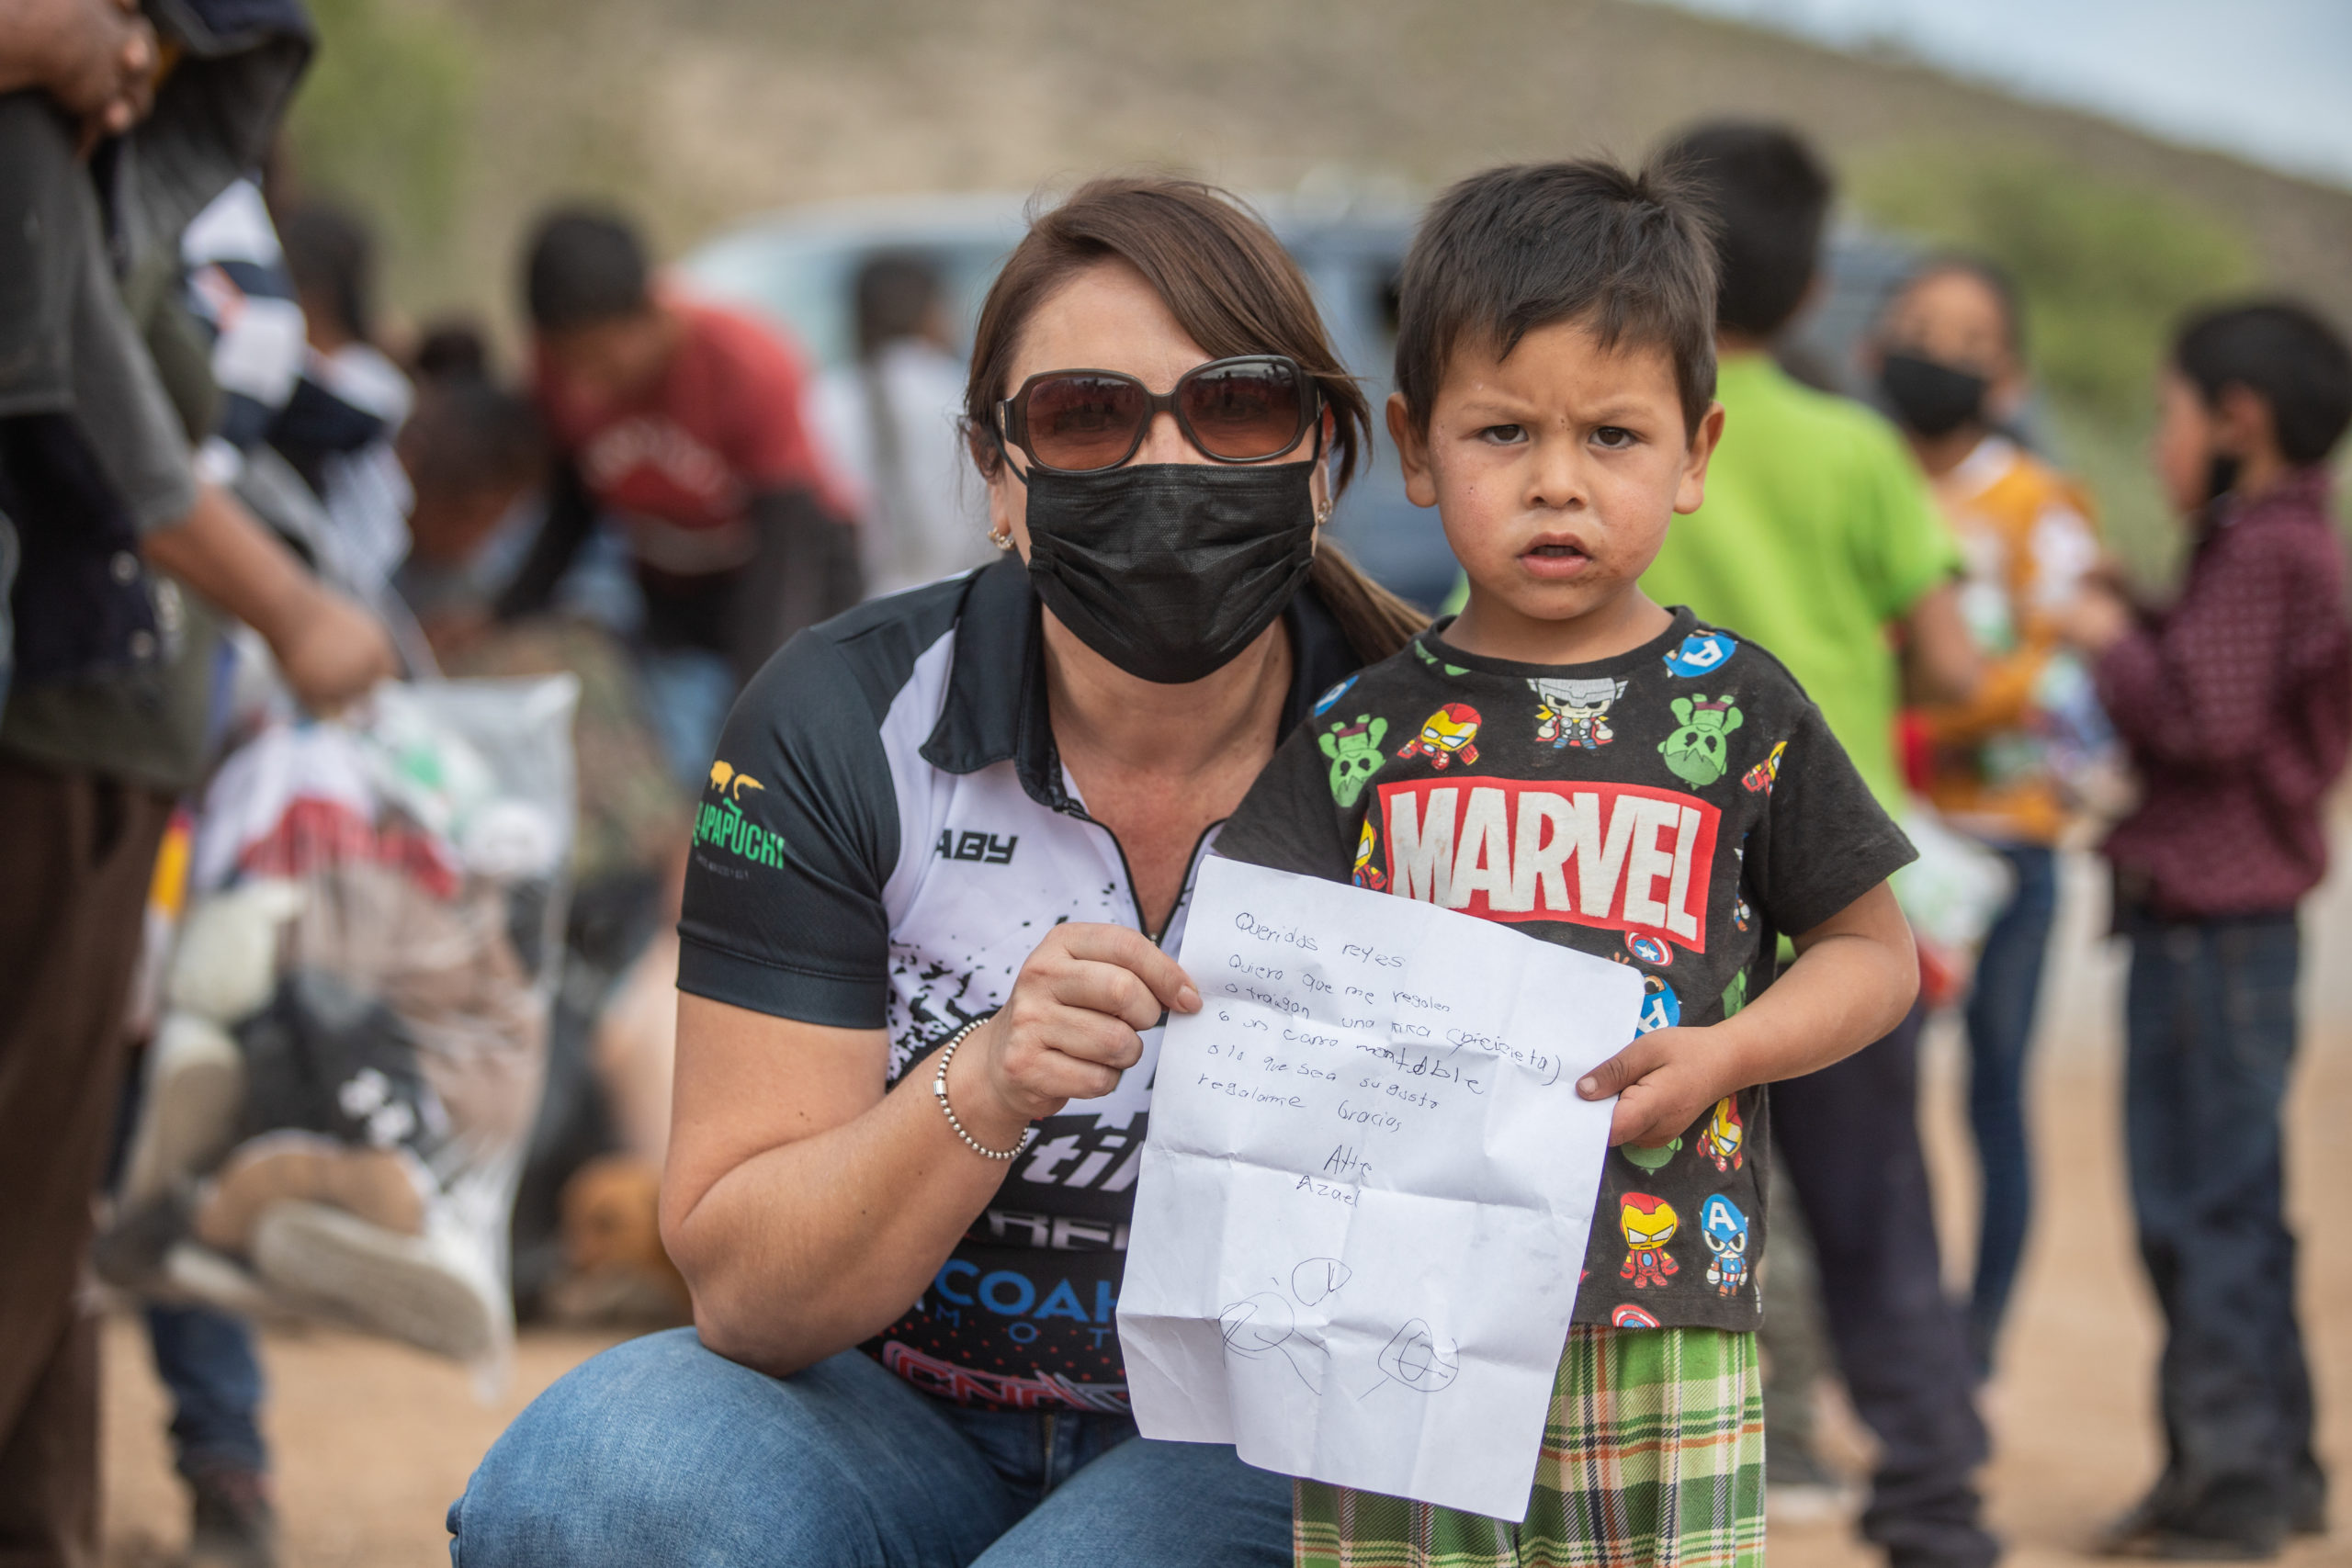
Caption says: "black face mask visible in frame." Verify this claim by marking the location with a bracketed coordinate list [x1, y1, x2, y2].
[1022, 459, 1318, 685]
[1880, 352, 1989, 438]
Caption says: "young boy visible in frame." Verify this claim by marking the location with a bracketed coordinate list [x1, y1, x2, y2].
[1216, 159, 1925, 1565]
[495, 207, 861, 784]
[2063, 301, 2349, 1559]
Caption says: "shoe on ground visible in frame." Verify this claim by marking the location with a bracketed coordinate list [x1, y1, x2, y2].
[2123, 1529, 2282, 1561]
[187, 1466, 278, 1568]
[250, 1199, 503, 1362]
[2098, 1474, 2289, 1561]
[119, 1013, 246, 1207]
[2290, 1460, 2327, 1538]
[194, 1131, 429, 1255]
[164, 1242, 283, 1319]
[2101, 1476, 2181, 1557]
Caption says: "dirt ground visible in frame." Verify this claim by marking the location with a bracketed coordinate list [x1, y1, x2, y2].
[101, 851, 2352, 1566]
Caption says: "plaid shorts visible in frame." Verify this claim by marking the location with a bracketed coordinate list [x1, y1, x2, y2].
[1294, 1325, 1764, 1568]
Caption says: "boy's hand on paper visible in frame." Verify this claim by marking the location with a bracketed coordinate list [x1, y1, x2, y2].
[972, 922, 1202, 1129]
[1575, 1026, 1739, 1150]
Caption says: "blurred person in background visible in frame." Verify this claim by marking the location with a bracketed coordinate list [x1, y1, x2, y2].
[394, 351, 698, 1329]
[1868, 257, 2103, 1379]
[99, 167, 322, 1568]
[2063, 301, 2350, 1561]
[0, 0, 397, 1559]
[1641, 121, 1995, 1568]
[495, 206, 862, 787]
[269, 198, 414, 604]
[813, 251, 998, 597]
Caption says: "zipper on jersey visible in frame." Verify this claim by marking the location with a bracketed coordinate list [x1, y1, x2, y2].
[1061, 798, 1224, 945]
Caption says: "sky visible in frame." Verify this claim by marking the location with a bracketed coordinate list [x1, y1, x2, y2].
[1638, 0, 2352, 189]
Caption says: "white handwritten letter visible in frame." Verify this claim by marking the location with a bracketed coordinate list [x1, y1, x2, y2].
[1120, 857, 1644, 1520]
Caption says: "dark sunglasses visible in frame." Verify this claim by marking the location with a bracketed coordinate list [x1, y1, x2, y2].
[996, 355, 1322, 475]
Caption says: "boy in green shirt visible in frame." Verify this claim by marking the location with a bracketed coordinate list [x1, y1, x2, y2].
[1641, 121, 1994, 1568]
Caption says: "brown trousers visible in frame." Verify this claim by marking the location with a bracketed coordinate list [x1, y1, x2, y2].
[0, 758, 172, 1568]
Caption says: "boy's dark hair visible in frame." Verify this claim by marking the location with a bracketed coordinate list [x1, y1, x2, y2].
[277, 199, 377, 344]
[1392, 158, 1719, 436]
[401, 379, 545, 505]
[854, 251, 945, 360]
[412, 316, 493, 384]
[1657, 121, 1831, 342]
[2174, 301, 2352, 468]
[525, 208, 652, 332]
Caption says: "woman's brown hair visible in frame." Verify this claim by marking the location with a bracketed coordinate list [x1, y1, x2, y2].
[964, 175, 1426, 664]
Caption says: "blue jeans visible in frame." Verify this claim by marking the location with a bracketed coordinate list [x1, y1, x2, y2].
[145, 1304, 266, 1480]
[1774, 1003, 1996, 1568]
[447, 1329, 1292, 1567]
[2123, 912, 2324, 1530]
[1961, 842, 2058, 1374]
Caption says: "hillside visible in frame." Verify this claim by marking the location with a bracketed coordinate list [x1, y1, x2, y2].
[288, 0, 2352, 575]
[318, 0, 2352, 327]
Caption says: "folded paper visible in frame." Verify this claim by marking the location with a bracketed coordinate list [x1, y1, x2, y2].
[1120, 854, 1644, 1520]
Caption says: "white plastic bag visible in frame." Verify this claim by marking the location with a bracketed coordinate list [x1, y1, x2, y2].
[1892, 807, 2016, 1008]
[127, 676, 578, 1381]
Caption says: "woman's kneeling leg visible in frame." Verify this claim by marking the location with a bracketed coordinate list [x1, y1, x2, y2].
[448, 1328, 1022, 1567]
[971, 1438, 1290, 1568]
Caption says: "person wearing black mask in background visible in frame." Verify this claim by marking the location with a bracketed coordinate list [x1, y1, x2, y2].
[449, 176, 1425, 1567]
[1868, 258, 2108, 1380]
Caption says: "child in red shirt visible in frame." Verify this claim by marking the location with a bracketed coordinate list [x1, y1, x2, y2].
[497, 209, 860, 782]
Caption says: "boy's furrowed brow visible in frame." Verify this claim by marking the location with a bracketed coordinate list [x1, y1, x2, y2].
[1450, 387, 1676, 428]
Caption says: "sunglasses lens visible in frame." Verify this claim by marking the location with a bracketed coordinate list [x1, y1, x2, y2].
[1181, 360, 1307, 460]
[1023, 374, 1148, 471]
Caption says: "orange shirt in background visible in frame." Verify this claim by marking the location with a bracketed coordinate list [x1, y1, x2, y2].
[1916, 435, 2100, 845]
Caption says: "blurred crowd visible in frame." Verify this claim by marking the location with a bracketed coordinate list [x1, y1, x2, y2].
[2, 2, 2346, 1567]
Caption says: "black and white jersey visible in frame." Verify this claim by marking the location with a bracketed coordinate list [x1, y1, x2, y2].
[680, 555, 1363, 1411]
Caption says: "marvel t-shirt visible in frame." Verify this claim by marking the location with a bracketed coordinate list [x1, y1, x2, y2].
[1216, 608, 1915, 1331]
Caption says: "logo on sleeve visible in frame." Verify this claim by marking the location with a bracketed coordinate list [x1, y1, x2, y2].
[1370, 777, 1720, 952]
[695, 760, 787, 868]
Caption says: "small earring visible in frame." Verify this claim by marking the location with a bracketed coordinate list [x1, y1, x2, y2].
[989, 524, 1014, 551]
[1313, 499, 1335, 528]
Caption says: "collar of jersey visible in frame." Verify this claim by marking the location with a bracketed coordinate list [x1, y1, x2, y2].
[920, 554, 1362, 811]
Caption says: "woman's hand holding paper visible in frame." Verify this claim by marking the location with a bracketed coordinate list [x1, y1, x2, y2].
[964, 922, 1203, 1136]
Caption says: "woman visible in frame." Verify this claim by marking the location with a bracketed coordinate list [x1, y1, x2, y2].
[448, 176, 1422, 1566]
[1870, 255, 2103, 1376]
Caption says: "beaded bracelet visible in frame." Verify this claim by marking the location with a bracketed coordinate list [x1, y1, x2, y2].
[932, 1014, 1035, 1161]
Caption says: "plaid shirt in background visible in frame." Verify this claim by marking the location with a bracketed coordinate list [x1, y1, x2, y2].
[2097, 467, 2352, 920]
